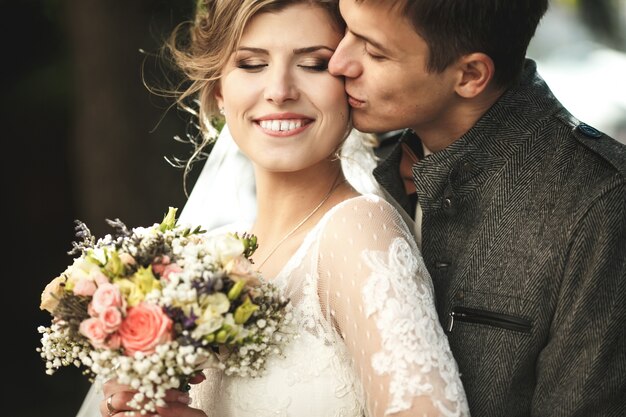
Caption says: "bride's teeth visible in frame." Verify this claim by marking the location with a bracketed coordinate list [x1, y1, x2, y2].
[260, 119, 305, 131]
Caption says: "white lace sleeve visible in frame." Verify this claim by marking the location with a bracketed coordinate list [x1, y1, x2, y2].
[317, 195, 470, 417]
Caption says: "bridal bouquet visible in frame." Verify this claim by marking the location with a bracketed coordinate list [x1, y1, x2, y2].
[37, 207, 292, 414]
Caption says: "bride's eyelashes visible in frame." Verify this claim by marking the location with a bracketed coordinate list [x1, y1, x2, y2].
[297, 58, 329, 72]
[236, 59, 267, 71]
[235, 58, 330, 72]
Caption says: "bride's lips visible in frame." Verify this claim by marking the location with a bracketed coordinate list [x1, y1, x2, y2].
[347, 94, 365, 108]
[254, 113, 314, 137]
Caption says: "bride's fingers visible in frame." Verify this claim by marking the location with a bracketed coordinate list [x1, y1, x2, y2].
[100, 378, 201, 417]
[156, 402, 207, 417]
[100, 390, 137, 417]
[162, 389, 193, 404]
[188, 372, 207, 384]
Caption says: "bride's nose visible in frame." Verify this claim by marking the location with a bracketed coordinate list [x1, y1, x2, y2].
[264, 67, 299, 104]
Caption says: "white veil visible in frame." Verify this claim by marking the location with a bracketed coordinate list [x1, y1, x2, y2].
[177, 124, 257, 230]
[74, 124, 408, 417]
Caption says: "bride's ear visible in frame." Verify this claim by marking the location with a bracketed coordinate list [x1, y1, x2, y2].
[214, 92, 224, 109]
[214, 86, 224, 110]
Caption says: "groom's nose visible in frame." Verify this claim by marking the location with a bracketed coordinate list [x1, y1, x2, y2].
[329, 35, 363, 79]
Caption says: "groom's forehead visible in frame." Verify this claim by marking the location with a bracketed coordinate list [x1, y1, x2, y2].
[350, 0, 408, 10]
[342, 0, 411, 23]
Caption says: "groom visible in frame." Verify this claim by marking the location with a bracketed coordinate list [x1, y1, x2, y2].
[329, 1, 626, 416]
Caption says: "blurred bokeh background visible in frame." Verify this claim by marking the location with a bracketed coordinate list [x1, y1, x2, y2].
[5, 1, 624, 416]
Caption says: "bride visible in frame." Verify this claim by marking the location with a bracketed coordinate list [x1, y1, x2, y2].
[83, 1, 470, 416]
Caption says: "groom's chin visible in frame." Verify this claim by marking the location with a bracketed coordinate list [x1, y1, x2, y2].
[350, 111, 393, 135]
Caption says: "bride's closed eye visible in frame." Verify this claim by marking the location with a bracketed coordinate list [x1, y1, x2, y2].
[236, 58, 329, 73]
[236, 59, 267, 71]
[297, 58, 329, 72]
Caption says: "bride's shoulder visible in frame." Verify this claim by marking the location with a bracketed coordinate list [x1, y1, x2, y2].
[316, 193, 419, 264]
[328, 193, 405, 220]
[321, 193, 413, 237]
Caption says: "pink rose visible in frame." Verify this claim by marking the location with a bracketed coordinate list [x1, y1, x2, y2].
[73, 277, 97, 296]
[79, 317, 108, 349]
[91, 283, 124, 314]
[161, 263, 182, 281]
[88, 302, 98, 317]
[152, 256, 181, 282]
[118, 302, 172, 356]
[100, 306, 123, 333]
[152, 255, 170, 275]
[105, 333, 121, 350]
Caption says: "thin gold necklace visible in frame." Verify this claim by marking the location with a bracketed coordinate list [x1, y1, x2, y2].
[256, 176, 344, 270]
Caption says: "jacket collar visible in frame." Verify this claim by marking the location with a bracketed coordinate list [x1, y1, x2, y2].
[376, 59, 569, 211]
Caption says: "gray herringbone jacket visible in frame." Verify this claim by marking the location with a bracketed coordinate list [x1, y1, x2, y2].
[374, 59, 626, 417]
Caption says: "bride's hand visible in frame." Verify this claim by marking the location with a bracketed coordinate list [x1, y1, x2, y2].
[101, 374, 207, 417]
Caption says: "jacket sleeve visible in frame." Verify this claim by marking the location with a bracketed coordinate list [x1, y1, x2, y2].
[533, 182, 626, 417]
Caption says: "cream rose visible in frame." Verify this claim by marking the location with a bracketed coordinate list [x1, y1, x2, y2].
[225, 256, 260, 286]
[40, 276, 66, 313]
[207, 234, 245, 265]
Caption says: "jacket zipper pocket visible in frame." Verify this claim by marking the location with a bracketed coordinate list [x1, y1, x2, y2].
[447, 306, 532, 333]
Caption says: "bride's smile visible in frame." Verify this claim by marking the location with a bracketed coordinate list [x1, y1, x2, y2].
[215, 4, 349, 174]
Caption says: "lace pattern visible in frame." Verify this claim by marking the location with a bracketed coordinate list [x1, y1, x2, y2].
[361, 238, 466, 416]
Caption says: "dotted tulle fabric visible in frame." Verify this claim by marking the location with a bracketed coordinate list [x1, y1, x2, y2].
[191, 194, 470, 417]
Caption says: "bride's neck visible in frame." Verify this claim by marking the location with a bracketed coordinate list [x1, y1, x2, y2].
[252, 165, 343, 239]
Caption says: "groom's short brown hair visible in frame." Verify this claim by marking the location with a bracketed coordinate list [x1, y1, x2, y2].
[356, 0, 548, 87]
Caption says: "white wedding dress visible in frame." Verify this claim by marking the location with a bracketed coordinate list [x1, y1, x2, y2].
[192, 194, 469, 417]
[75, 127, 469, 417]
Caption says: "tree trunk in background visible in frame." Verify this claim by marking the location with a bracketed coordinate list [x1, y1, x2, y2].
[66, 0, 190, 236]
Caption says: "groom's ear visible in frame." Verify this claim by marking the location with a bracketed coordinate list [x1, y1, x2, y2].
[453, 53, 495, 98]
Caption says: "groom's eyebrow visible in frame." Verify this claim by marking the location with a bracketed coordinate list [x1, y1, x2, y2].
[349, 29, 391, 54]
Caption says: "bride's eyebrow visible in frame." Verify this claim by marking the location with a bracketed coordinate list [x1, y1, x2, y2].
[293, 45, 335, 54]
[236, 47, 268, 54]
[235, 46, 335, 55]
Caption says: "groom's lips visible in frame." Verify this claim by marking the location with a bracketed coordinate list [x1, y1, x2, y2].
[347, 94, 365, 108]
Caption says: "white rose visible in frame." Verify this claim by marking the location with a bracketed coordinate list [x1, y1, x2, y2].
[206, 234, 245, 265]
[192, 293, 231, 338]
